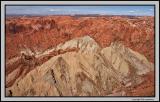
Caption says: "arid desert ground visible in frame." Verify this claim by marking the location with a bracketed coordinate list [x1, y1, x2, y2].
[5, 14, 154, 96]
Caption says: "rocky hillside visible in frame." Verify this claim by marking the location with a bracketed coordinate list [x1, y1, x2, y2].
[6, 16, 154, 63]
[6, 36, 154, 96]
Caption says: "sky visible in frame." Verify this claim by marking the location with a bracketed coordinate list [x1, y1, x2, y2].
[6, 6, 154, 16]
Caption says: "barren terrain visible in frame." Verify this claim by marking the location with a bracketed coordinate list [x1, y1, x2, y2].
[5, 15, 155, 96]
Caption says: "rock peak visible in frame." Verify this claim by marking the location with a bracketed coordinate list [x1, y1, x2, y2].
[55, 35, 101, 54]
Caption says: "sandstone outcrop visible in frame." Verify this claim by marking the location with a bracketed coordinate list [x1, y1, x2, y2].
[6, 16, 154, 63]
[6, 36, 154, 96]
[5, 15, 155, 96]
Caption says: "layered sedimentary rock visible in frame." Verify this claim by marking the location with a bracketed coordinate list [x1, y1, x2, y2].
[6, 16, 154, 63]
[6, 36, 154, 96]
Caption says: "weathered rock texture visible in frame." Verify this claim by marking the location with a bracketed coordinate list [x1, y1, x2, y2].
[6, 16, 154, 62]
[6, 36, 154, 96]
[5, 15, 155, 96]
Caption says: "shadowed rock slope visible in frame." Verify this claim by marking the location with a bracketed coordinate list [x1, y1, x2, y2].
[6, 36, 154, 96]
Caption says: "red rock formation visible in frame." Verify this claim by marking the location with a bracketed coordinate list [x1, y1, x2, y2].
[6, 16, 154, 63]
[5, 34, 154, 96]
[5, 16, 155, 93]
[126, 71, 154, 96]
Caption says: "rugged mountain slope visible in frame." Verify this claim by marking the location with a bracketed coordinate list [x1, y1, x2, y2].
[6, 36, 154, 96]
[6, 16, 154, 63]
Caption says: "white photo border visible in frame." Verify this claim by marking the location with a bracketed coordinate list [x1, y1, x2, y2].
[1, 1, 159, 101]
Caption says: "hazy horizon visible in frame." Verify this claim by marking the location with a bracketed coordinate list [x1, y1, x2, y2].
[6, 5, 154, 16]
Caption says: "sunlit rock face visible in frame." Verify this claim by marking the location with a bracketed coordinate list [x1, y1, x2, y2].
[5, 15, 154, 96]
[6, 16, 154, 62]
[6, 35, 154, 96]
